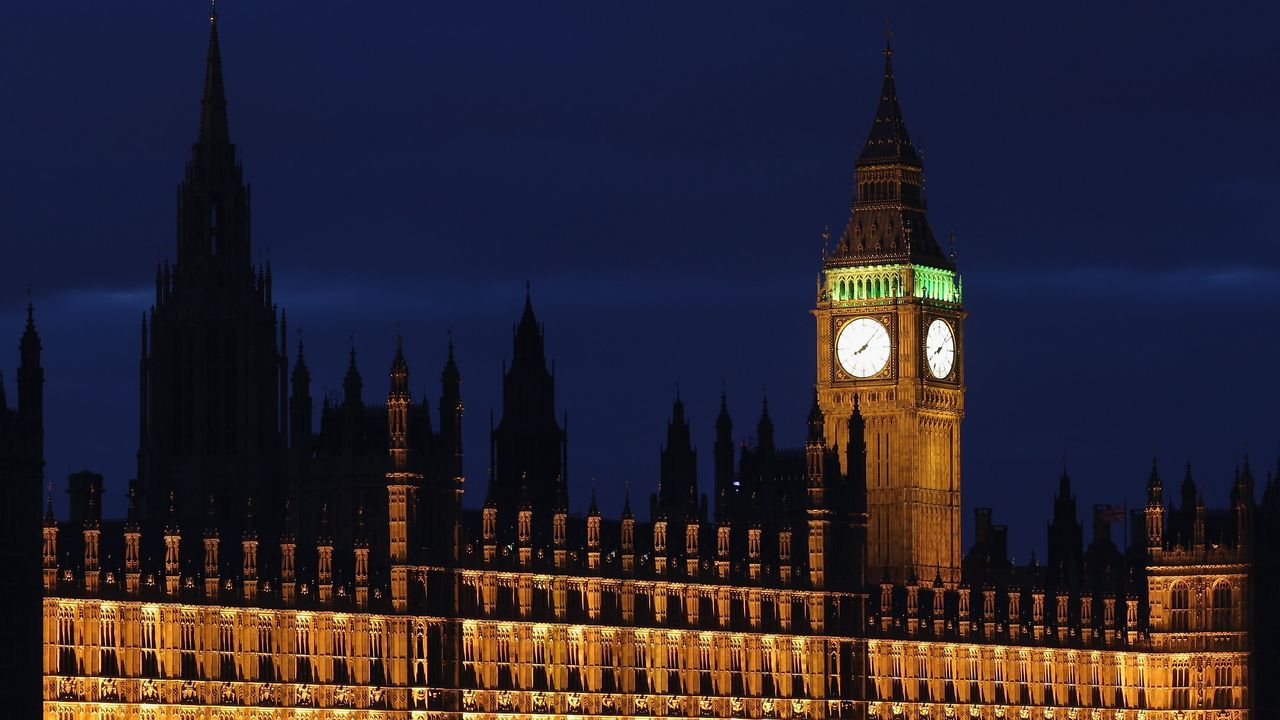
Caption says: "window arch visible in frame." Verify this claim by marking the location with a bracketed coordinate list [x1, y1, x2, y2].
[1169, 582, 1190, 631]
[1211, 582, 1232, 630]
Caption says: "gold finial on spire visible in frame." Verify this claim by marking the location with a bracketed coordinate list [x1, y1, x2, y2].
[883, 17, 895, 55]
[210, 0, 218, 24]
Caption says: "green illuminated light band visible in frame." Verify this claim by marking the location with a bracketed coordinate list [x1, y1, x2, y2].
[825, 263, 961, 304]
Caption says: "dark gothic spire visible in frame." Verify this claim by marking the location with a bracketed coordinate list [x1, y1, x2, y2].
[857, 38, 921, 168]
[442, 333, 461, 392]
[756, 395, 774, 454]
[390, 334, 409, 393]
[716, 392, 731, 435]
[513, 283, 546, 368]
[293, 340, 310, 383]
[1181, 462, 1197, 510]
[344, 342, 363, 406]
[807, 387, 825, 443]
[199, 4, 230, 147]
[20, 297, 40, 358]
[1147, 457, 1162, 502]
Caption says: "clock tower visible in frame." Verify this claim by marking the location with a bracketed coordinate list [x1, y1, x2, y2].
[814, 40, 964, 586]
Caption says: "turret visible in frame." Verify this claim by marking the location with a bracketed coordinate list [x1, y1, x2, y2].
[203, 495, 220, 599]
[586, 487, 602, 571]
[317, 503, 334, 605]
[1233, 456, 1255, 550]
[620, 489, 635, 574]
[124, 483, 141, 595]
[242, 497, 258, 602]
[82, 490, 101, 594]
[280, 500, 296, 604]
[290, 340, 312, 466]
[756, 396, 774, 458]
[1145, 458, 1164, 551]
[846, 393, 869, 587]
[343, 344, 363, 410]
[41, 489, 57, 592]
[1194, 494, 1206, 548]
[657, 391, 699, 521]
[517, 476, 533, 568]
[713, 392, 735, 521]
[354, 504, 370, 608]
[163, 491, 181, 597]
[18, 299, 43, 443]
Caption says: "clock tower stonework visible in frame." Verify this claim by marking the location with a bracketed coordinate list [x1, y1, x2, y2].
[814, 41, 965, 586]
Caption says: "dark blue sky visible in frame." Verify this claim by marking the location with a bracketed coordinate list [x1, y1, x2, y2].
[4, 2, 1279, 557]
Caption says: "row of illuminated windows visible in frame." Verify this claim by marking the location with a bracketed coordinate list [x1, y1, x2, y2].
[1167, 581, 1234, 631]
[460, 576, 840, 634]
[50, 605, 398, 684]
[458, 626, 849, 698]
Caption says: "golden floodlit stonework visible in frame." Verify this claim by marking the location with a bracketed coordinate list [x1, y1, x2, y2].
[9, 12, 1272, 720]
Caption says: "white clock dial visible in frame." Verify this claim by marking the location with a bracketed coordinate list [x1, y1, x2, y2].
[925, 318, 956, 379]
[836, 317, 892, 378]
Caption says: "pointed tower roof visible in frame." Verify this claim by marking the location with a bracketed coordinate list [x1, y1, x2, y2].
[857, 39, 922, 168]
[757, 395, 774, 443]
[512, 283, 546, 367]
[292, 339, 308, 375]
[829, 36, 952, 270]
[343, 340, 363, 404]
[442, 331, 461, 389]
[199, 4, 231, 146]
[389, 333, 409, 391]
[807, 387, 825, 442]
[20, 297, 40, 356]
[1147, 457, 1163, 501]
[716, 391, 732, 431]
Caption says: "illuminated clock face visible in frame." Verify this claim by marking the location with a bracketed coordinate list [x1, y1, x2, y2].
[925, 318, 956, 379]
[836, 317, 892, 378]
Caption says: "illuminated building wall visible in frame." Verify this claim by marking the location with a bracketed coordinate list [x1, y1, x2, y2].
[10, 11, 1273, 720]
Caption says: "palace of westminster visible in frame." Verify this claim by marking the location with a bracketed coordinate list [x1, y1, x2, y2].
[2, 10, 1277, 720]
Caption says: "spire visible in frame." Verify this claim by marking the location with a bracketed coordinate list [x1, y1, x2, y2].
[716, 392, 731, 432]
[831, 33, 950, 269]
[622, 483, 633, 520]
[293, 339, 310, 381]
[343, 340, 362, 406]
[857, 35, 921, 167]
[756, 394, 774, 453]
[442, 331, 461, 390]
[807, 387, 825, 442]
[390, 334, 409, 393]
[199, 3, 230, 146]
[1147, 457, 1162, 502]
[589, 482, 600, 516]
[513, 283, 545, 366]
[1181, 462, 1197, 510]
[243, 495, 256, 540]
[20, 296, 40, 358]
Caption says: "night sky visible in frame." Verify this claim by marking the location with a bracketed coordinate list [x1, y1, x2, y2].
[5, 3, 1279, 558]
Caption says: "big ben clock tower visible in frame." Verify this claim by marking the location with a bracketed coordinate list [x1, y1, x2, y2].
[815, 39, 964, 586]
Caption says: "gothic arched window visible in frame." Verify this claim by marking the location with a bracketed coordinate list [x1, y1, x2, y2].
[1169, 582, 1190, 631]
[1211, 582, 1232, 630]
